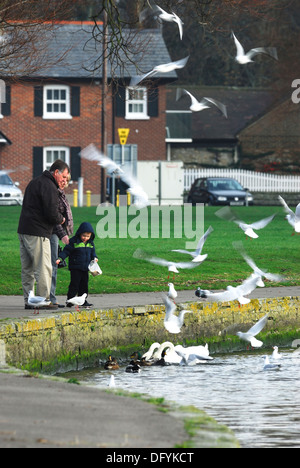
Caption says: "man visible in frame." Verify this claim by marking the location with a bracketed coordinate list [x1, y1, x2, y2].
[18, 159, 70, 310]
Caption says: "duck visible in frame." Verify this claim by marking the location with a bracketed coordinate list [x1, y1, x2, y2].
[125, 360, 141, 374]
[104, 355, 120, 370]
[130, 352, 153, 367]
[153, 349, 170, 366]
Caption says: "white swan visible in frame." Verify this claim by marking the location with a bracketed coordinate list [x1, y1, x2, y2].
[174, 344, 213, 365]
[153, 342, 182, 364]
[142, 342, 161, 361]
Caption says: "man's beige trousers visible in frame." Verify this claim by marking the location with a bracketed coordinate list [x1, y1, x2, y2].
[18, 234, 52, 302]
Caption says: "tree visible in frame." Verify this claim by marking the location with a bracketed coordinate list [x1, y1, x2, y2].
[0, 0, 76, 77]
[77, 0, 290, 88]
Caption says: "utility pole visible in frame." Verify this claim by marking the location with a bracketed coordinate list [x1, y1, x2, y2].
[101, 5, 108, 203]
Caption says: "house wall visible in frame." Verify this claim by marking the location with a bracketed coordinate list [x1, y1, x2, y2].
[238, 99, 300, 174]
[0, 80, 167, 198]
[114, 86, 168, 162]
[169, 144, 236, 169]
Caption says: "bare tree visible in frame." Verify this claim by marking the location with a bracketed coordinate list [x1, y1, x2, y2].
[0, 0, 76, 77]
[82, 0, 288, 87]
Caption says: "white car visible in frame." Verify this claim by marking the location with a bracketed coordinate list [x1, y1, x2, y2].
[0, 172, 23, 205]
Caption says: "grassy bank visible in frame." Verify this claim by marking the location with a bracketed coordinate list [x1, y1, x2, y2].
[0, 204, 299, 296]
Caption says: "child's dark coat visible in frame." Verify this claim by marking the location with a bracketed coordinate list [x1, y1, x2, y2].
[58, 222, 97, 271]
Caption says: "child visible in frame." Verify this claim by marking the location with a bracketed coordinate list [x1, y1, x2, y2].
[56, 222, 98, 307]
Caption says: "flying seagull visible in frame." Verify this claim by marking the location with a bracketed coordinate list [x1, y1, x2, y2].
[154, 5, 184, 40]
[233, 241, 284, 286]
[168, 283, 178, 302]
[120, 169, 150, 209]
[232, 31, 278, 64]
[133, 249, 204, 280]
[172, 225, 213, 263]
[196, 274, 260, 306]
[278, 195, 300, 234]
[80, 144, 149, 209]
[130, 56, 189, 87]
[80, 144, 123, 176]
[237, 314, 269, 348]
[215, 206, 276, 239]
[163, 296, 191, 334]
[177, 89, 228, 118]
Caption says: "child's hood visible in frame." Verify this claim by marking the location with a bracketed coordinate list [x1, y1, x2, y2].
[75, 222, 95, 241]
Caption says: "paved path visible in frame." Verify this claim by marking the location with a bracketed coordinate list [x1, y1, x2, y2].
[0, 371, 188, 448]
[0, 286, 299, 320]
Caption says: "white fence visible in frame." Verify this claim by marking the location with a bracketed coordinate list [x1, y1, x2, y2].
[184, 168, 300, 193]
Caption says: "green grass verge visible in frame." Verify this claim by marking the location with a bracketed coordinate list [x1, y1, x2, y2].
[0, 204, 298, 296]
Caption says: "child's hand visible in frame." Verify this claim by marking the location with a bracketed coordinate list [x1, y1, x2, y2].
[56, 259, 61, 265]
[94, 258, 98, 263]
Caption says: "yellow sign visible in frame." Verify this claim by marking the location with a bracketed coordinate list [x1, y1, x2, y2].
[118, 128, 130, 146]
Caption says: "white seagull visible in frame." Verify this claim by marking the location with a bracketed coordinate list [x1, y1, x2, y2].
[237, 314, 269, 348]
[278, 195, 300, 234]
[154, 5, 184, 40]
[80, 144, 149, 208]
[232, 31, 278, 65]
[67, 293, 87, 311]
[177, 89, 227, 118]
[130, 56, 189, 87]
[163, 296, 191, 334]
[172, 225, 213, 263]
[271, 346, 282, 360]
[28, 290, 51, 315]
[80, 144, 123, 176]
[134, 248, 204, 280]
[168, 283, 178, 302]
[233, 242, 284, 286]
[216, 206, 276, 239]
[120, 169, 149, 209]
[196, 274, 260, 306]
[263, 355, 281, 371]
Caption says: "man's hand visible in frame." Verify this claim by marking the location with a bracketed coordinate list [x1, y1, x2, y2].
[61, 235, 69, 245]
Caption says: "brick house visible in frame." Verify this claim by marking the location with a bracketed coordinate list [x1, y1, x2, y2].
[0, 22, 176, 201]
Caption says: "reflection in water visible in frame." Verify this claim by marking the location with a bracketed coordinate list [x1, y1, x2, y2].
[58, 350, 300, 448]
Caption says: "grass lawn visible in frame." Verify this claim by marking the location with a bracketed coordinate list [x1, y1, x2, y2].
[0, 204, 299, 296]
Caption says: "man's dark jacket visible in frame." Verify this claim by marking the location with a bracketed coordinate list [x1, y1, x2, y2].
[18, 171, 64, 239]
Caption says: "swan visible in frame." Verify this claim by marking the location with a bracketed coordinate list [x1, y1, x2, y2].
[142, 342, 161, 361]
[153, 342, 182, 364]
[174, 344, 213, 365]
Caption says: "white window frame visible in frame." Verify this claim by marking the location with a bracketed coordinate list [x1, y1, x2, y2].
[43, 85, 72, 120]
[125, 86, 149, 120]
[43, 147, 70, 172]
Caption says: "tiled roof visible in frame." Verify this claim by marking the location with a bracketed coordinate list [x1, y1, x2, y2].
[29, 23, 177, 80]
[167, 86, 277, 141]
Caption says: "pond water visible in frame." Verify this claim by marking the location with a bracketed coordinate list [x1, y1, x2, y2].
[58, 348, 300, 448]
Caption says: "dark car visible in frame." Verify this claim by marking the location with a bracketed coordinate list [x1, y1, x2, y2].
[187, 177, 254, 206]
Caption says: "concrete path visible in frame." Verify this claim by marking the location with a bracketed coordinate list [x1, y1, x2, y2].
[0, 286, 299, 320]
[0, 371, 188, 448]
